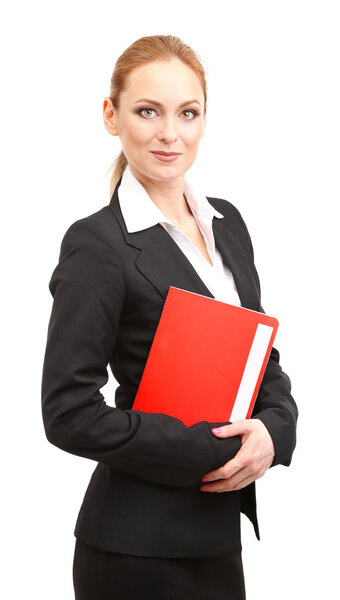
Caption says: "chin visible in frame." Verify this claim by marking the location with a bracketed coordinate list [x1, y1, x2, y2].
[138, 162, 181, 180]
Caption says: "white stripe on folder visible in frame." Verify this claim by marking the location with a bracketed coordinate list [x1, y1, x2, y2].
[230, 323, 274, 421]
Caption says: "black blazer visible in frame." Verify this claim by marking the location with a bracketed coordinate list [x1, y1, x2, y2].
[41, 176, 298, 557]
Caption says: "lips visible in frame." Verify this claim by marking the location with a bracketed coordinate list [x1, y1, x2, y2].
[151, 151, 182, 163]
[151, 151, 182, 156]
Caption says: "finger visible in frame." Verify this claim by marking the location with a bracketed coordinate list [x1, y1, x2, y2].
[224, 460, 269, 490]
[211, 419, 249, 438]
[200, 467, 226, 483]
[201, 465, 263, 493]
[219, 449, 248, 480]
[228, 473, 260, 491]
[220, 465, 255, 490]
[201, 450, 246, 483]
[200, 467, 249, 492]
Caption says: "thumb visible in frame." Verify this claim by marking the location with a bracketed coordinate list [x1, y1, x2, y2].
[211, 420, 247, 437]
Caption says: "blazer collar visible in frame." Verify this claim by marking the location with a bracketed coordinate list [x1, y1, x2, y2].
[109, 176, 259, 310]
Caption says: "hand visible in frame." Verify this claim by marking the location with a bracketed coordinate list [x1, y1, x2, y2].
[200, 419, 275, 492]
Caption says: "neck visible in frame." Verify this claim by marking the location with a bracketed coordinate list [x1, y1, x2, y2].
[128, 164, 192, 226]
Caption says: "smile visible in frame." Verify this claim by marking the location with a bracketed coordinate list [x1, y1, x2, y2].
[151, 151, 182, 162]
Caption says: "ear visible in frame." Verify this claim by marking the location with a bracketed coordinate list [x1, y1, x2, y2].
[103, 97, 119, 137]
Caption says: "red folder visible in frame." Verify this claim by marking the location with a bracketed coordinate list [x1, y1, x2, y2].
[132, 286, 279, 427]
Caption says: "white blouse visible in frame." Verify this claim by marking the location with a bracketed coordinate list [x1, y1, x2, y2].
[118, 164, 241, 307]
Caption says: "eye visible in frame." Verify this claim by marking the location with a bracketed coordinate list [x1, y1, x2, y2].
[181, 109, 199, 120]
[137, 108, 157, 119]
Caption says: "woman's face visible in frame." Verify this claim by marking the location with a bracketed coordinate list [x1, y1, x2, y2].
[104, 58, 206, 184]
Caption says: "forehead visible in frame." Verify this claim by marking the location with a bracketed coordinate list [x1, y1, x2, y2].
[121, 59, 204, 106]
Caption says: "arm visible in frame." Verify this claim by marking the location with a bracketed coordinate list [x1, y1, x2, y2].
[199, 206, 298, 491]
[199, 345, 297, 490]
[251, 346, 297, 467]
[231, 205, 298, 467]
[41, 220, 241, 488]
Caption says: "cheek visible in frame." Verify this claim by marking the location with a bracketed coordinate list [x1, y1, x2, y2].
[127, 121, 154, 145]
[181, 124, 203, 148]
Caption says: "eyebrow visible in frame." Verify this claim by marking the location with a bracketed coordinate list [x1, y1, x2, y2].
[133, 98, 201, 108]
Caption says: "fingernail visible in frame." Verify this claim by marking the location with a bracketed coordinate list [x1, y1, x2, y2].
[211, 428, 222, 433]
[201, 477, 209, 482]
[200, 487, 208, 491]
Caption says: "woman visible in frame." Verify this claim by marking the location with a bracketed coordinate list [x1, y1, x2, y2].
[41, 35, 298, 599]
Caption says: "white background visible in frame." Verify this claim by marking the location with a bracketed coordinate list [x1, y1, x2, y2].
[1, 1, 339, 598]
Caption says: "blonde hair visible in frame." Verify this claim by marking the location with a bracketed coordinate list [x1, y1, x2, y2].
[106, 34, 208, 199]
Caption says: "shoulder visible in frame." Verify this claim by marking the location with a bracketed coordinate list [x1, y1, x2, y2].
[49, 204, 125, 300]
[206, 195, 247, 227]
[58, 204, 123, 263]
[206, 196, 254, 258]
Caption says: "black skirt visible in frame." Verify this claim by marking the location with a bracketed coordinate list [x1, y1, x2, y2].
[73, 537, 246, 600]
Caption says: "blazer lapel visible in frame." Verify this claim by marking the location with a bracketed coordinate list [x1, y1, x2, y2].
[109, 177, 259, 310]
[212, 215, 260, 309]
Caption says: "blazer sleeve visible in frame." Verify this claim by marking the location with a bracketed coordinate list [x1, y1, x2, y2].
[232, 206, 298, 467]
[41, 220, 241, 488]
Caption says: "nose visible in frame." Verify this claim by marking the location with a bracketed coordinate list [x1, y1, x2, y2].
[157, 116, 178, 143]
